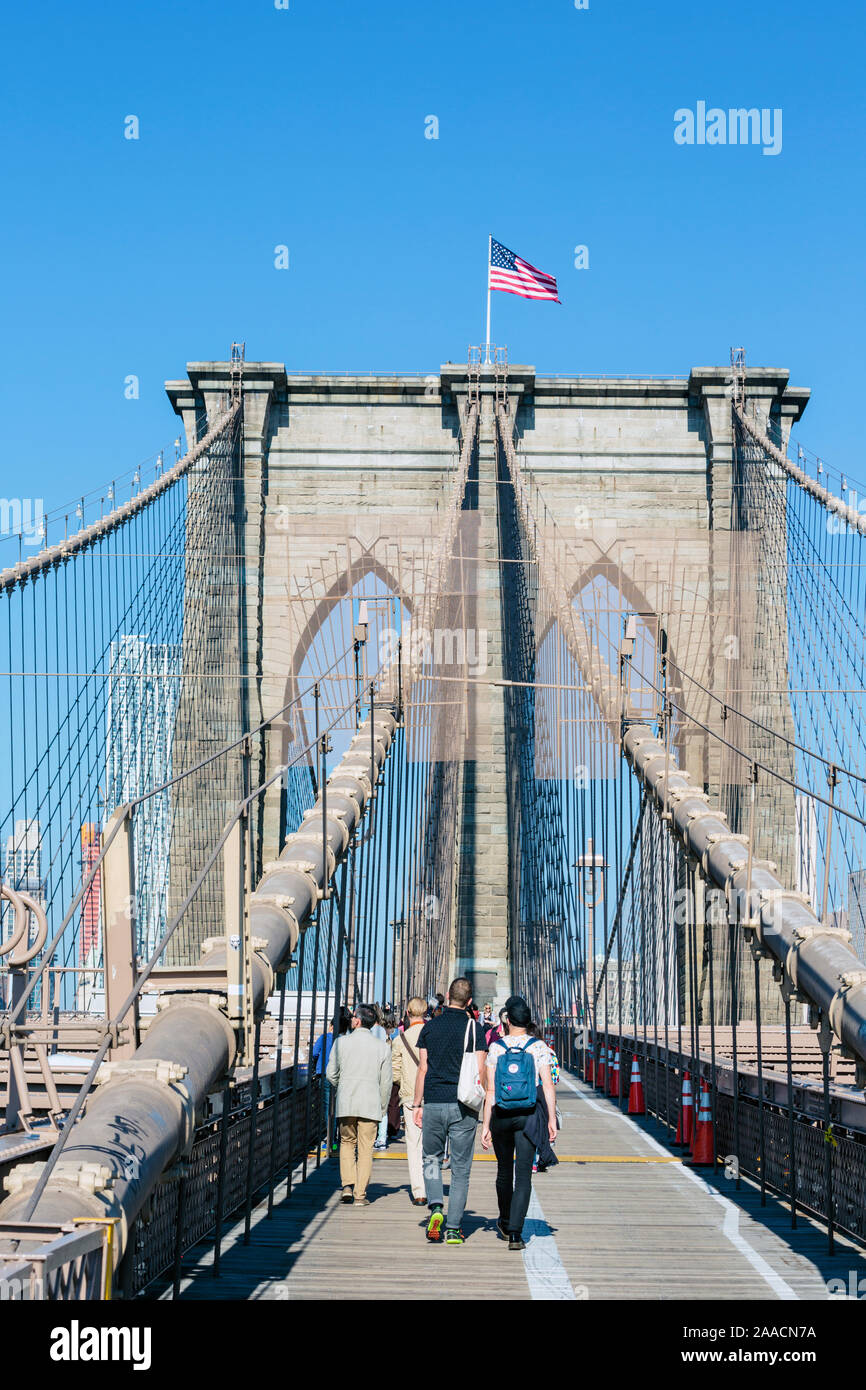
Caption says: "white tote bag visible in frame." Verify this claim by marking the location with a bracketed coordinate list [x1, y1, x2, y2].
[456, 1017, 486, 1111]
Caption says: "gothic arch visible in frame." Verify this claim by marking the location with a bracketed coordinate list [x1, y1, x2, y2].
[281, 554, 413, 765]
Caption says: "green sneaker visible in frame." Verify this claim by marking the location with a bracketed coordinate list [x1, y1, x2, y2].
[445, 1228, 465, 1245]
[426, 1208, 444, 1242]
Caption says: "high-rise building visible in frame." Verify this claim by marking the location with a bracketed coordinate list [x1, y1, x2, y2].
[849, 870, 866, 960]
[105, 635, 181, 961]
[795, 793, 819, 912]
[1, 817, 44, 941]
[77, 823, 103, 1013]
[1, 818, 45, 1006]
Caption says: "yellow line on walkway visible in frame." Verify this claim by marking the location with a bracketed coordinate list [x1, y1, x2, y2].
[355, 1151, 681, 1164]
[540, 1156, 681, 1164]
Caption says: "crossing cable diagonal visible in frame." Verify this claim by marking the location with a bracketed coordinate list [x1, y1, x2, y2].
[0, 682, 398, 1260]
[377, 403, 479, 988]
[592, 790, 647, 1010]
[496, 403, 866, 1073]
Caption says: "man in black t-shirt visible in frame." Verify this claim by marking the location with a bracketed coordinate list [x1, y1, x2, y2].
[411, 977, 487, 1245]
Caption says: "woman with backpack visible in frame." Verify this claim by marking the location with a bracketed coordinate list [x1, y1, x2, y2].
[481, 996, 557, 1251]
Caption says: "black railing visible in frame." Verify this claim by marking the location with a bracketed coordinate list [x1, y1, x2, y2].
[124, 1071, 325, 1298]
[551, 1018, 866, 1248]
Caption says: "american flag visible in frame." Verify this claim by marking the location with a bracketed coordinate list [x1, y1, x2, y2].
[488, 239, 560, 303]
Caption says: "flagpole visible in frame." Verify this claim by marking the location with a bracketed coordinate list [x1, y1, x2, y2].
[485, 235, 492, 364]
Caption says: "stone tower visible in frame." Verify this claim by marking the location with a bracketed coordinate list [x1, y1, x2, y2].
[166, 358, 808, 1008]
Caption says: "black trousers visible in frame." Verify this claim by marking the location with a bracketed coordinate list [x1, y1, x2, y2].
[491, 1106, 536, 1236]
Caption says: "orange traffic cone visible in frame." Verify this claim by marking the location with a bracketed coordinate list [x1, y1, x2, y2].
[688, 1080, 715, 1166]
[610, 1049, 621, 1098]
[627, 1055, 645, 1114]
[597, 1041, 607, 1090]
[676, 1072, 694, 1146]
[585, 1036, 594, 1083]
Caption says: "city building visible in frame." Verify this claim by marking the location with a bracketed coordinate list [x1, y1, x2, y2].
[104, 634, 181, 961]
[77, 823, 103, 1013]
[1, 818, 45, 1006]
[849, 870, 866, 960]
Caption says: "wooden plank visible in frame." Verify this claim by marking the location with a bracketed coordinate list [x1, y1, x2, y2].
[168, 1071, 866, 1301]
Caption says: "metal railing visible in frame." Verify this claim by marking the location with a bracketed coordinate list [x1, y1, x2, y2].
[552, 1019, 866, 1250]
[0, 1219, 112, 1299]
[125, 1069, 326, 1297]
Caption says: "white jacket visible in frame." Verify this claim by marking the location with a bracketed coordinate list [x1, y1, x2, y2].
[326, 1027, 393, 1121]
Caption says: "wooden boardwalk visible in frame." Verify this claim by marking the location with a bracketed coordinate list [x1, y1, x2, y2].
[166, 1072, 866, 1301]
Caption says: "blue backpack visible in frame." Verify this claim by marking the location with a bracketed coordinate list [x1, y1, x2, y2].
[493, 1038, 537, 1110]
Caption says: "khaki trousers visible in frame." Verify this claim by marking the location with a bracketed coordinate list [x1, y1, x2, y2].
[403, 1104, 425, 1199]
[339, 1117, 377, 1198]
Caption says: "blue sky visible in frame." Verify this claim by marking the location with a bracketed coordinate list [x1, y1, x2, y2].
[2, 0, 864, 509]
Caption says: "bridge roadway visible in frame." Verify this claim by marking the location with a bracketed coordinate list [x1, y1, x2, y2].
[164, 1072, 865, 1302]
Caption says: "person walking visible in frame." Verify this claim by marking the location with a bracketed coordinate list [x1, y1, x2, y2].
[314, 1006, 352, 1154]
[326, 1003, 393, 1207]
[485, 1007, 508, 1048]
[368, 1005, 392, 1151]
[392, 997, 428, 1206]
[481, 996, 557, 1251]
[383, 1010, 403, 1141]
[370, 1005, 388, 1042]
[412, 977, 487, 1246]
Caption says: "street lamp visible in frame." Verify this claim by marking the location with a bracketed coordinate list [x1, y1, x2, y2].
[574, 838, 609, 1083]
[574, 838, 608, 1018]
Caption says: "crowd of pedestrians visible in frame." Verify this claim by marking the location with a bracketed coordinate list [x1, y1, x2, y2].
[324, 978, 560, 1247]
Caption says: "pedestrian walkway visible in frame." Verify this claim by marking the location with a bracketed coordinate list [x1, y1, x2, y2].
[166, 1072, 865, 1301]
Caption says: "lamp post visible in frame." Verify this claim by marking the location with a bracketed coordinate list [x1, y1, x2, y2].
[390, 915, 405, 1007]
[575, 838, 608, 1079]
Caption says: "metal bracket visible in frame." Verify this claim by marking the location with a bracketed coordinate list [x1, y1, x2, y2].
[786, 924, 852, 997]
[12, 1161, 114, 1196]
[828, 971, 866, 1039]
[761, 888, 815, 911]
[698, 833, 746, 885]
[93, 1058, 197, 1155]
[778, 971, 807, 1006]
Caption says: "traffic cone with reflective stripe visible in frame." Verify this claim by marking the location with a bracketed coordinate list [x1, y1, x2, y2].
[597, 1040, 607, 1090]
[675, 1071, 694, 1146]
[585, 1035, 594, 1084]
[627, 1055, 645, 1114]
[610, 1049, 621, 1098]
[688, 1080, 715, 1166]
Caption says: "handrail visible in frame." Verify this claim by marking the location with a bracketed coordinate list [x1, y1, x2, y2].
[0, 401, 241, 592]
[736, 404, 866, 538]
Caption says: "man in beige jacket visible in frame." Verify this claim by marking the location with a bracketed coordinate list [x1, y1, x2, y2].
[326, 1003, 393, 1206]
[392, 996, 427, 1205]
